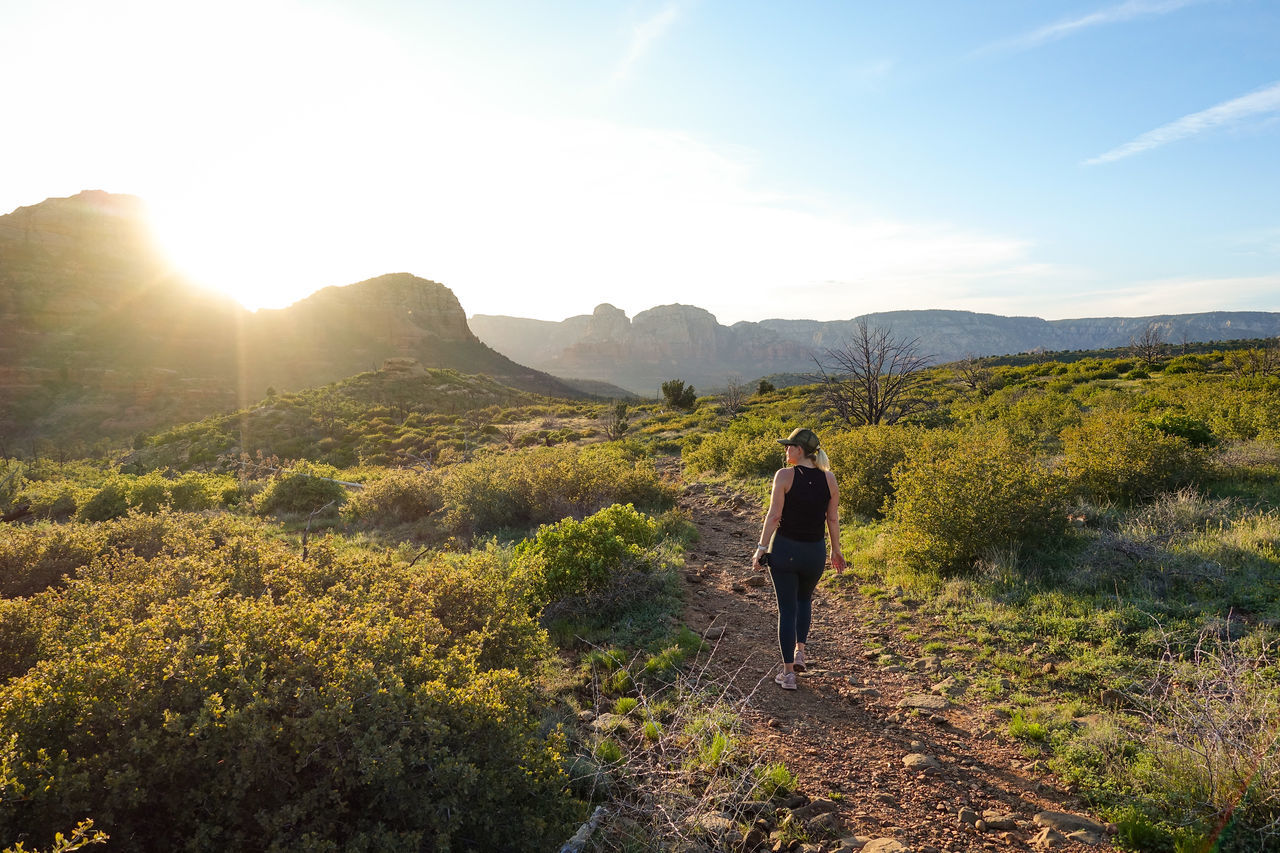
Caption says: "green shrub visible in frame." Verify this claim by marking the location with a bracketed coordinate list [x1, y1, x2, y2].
[888, 429, 1068, 576]
[682, 414, 790, 478]
[754, 762, 797, 799]
[824, 424, 927, 518]
[75, 482, 128, 522]
[256, 462, 348, 515]
[12, 480, 83, 521]
[512, 504, 660, 608]
[1061, 410, 1207, 505]
[349, 444, 672, 541]
[0, 524, 102, 599]
[1145, 411, 1216, 448]
[0, 515, 579, 851]
[345, 468, 442, 525]
[125, 471, 171, 514]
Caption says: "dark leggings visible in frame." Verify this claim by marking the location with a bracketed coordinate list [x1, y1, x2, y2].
[768, 535, 826, 664]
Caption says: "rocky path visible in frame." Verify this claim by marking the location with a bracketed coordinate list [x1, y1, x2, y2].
[674, 474, 1112, 853]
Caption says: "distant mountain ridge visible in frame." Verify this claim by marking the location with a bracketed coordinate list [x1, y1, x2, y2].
[470, 304, 1280, 394]
[0, 191, 586, 444]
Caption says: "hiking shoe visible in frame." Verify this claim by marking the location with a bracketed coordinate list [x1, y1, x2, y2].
[774, 670, 797, 690]
[792, 648, 806, 672]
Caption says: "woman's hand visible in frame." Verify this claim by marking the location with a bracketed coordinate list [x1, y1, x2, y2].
[830, 550, 846, 575]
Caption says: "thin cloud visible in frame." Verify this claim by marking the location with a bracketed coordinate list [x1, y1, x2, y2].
[611, 3, 681, 85]
[1086, 80, 1280, 165]
[983, 0, 1205, 53]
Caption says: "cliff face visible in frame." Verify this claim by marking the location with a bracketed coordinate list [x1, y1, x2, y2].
[0, 193, 581, 444]
[473, 305, 1280, 395]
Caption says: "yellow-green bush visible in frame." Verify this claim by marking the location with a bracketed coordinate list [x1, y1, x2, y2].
[10, 480, 84, 521]
[0, 524, 104, 599]
[256, 462, 349, 515]
[347, 444, 673, 540]
[824, 424, 928, 518]
[1061, 410, 1207, 505]
[681, 415, 791, 478]
[889, 430, 1068, 575]
[512, 503, 661, 608]
[0, 513, 579, 851]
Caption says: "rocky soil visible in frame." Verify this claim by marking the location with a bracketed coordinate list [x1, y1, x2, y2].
[674, 473, 1112, 853]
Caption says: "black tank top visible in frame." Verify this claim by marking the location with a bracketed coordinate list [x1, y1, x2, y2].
[777, 465, 830, 543]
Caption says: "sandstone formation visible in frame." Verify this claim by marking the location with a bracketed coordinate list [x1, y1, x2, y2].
[471, 304, 1280, 395]
[0, 192, 584, 444]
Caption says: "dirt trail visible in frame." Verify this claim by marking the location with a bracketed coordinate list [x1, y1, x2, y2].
[673, 471, 1108, 852]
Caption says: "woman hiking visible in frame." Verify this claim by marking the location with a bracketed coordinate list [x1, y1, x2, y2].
[751, 427, 845, 690]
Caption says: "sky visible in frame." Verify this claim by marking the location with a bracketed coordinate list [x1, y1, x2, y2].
[2, 0, 1278, 324]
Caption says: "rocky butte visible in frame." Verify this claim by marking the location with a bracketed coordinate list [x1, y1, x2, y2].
[470, 304, 1280, 395]
[0, 191, 583, 444]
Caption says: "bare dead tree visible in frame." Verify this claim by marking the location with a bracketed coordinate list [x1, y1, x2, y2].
[721, 375, 747, 417]
[812, 318, 931, 425]
[1130, 322, 1169, 367]
[1224, 339, 1280, 378]
[955, 353, 998, 396]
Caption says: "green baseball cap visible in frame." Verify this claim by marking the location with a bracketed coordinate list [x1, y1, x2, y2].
[777, 427, 820, 454]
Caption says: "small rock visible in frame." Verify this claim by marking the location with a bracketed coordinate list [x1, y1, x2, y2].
[782, 794, 808, 809]
[732, 582, 747, 593]
[745, 574, 768, 588]
[856, 687, 881, 698]
[1042, 662, 1056, 675]
[911, 655, 942, 673]
[902, 753, 942, 771]
[807, 811, 844, 835]
[741, 827, 768, 851]
[897, 694, 948, 712]
[703, 626, 726, 640]
[931, 676, 966, 697]
[862, 650, 880, 660]
[1030, 827, 1068, 850]
[577, 710, 596, 722]
[738, 801, 773, 818]
[688, 811, 735, 835]
[590, 712, 630, 733]
[836, 838, 873, 850]
[1033, 811, 1106, 836]
[791, 798, 838, 821]
[981, 810, 1019, 831]
[1067, 829, 1104, 846]
[957, 807, 979, 827]
[844, 675, 863, 686]
[862, 839, 909, 853]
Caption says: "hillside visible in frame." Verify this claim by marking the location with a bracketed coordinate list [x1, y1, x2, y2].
[0, 192, 586, 446]
[471, 304, 1280, 394]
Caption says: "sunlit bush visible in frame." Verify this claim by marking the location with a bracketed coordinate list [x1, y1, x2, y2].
[824, 424, 927, 519]
[0, 514, 580, 851]
[889, 429, 1068, 575]
[1061, 409, 1207, 505]
[681, 414, 791, 478]
[347, 444, 673, 541]
[512, 503, 661, 608]
[256, 462, 349, 515]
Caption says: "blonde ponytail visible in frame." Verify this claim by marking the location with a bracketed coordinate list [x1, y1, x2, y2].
[812, 448, 831, 472]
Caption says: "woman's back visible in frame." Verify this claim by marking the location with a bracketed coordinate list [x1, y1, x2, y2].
[777, 465, 830, 542]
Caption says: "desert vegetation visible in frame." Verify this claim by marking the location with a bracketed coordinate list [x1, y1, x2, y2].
[2, 339, 1278, 851]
